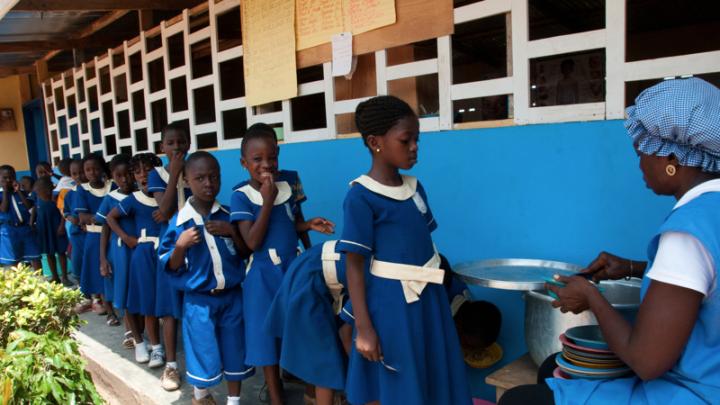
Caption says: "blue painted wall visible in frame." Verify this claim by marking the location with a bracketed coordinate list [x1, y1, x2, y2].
[211, 119, 674, 400]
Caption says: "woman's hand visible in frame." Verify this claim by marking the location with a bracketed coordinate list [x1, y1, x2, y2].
[546, 274, 602, 314]
[260, 173, 278, 204]
[356, 325, 382, 362]
[206, 220, 233, 237]
[300, 217, 335, 234]
[152, 209, 167, 223]
[122, 235, 139, 249]
[580, 252, 641, 282]
[168, 151, 185, 178]
[177, 227, 201, 249]
[100, 258, 112, 277]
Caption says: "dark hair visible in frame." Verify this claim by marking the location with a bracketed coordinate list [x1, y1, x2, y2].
[161, 121, 191, 142]
[109, 154, 132, 172]
[36, 161, 52, 171]
[241, 123, 277, 156]
[82, 153, 109, 176]
[58, 158, 72, 176]
[185, 151, 219, 174]
[20, 175, 34, 186]
[355, 95, 416, 146]
[130, 153, 163, 171]
[0, 164, 16, 177]
[34, 176, 53, 192]
[455, 301, 502, 348]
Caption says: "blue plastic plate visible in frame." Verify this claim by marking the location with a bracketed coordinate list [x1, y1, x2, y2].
[566, 325, 609, 350]
[555, 354, 631, 380]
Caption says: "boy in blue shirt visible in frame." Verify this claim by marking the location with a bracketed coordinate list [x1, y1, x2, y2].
[158, 152, 253, 405]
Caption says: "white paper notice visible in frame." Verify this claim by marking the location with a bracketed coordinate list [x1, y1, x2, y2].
[331, 32, 352, 77]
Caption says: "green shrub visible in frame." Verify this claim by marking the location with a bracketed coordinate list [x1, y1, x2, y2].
[0, 330, 103, 404]
[0, 265, 84, 347]
[0, 265, 102, 404]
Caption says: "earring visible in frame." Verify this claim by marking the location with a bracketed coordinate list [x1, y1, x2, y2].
[375, 148, 381, 153]
[666, 164, 676, 176]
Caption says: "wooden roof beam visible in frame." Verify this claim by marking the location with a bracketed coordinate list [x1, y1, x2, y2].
[13, 0, 201, 11]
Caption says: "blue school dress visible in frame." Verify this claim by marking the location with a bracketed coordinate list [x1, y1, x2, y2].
[230, 180, 299, 366]
[158, 199, 255, 388]
[147, 166, 189, 318]
[96, 190, 133, 309]
[63, 188, 84, 278]
[36, 198, 68, 256]
[264, 240, 354, 390]
[118, 191, 164, 316]
[547, 192, 720, 404]
[0, 190, 40, 265]
[75, 181, 113, 296]
[338, 175, 471, 405]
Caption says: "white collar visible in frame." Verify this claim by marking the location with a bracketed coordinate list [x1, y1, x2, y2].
[235, 181, 292, 206]
[133, 191, 159, 207]
[155, 166, 170, 183]
[176, 197, 227, 225]
[350, 175, 417, 201]
[674, 178, 720, 209]
[109, 190, 130, 201]
[81, 181, 112, 197]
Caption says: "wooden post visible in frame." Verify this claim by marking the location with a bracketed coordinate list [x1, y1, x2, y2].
[73, 48, 86, 68]
[139, 10, 154, 31]
[35, 59, 49, 86]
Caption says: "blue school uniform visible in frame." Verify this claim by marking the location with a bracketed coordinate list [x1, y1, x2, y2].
[96, 190, 133, 309]
[147, 166, 189, 318]
[117, 191, 165, 316]
[75, 181, 113, 296]
[36, 198, 68, 256]
[63, 188, 84, 278]
[264, 240, 353, 390]
[158, 199, 255, 387]
[230, 180, 298, 366]
[0, 190, 40, 265]
[547, 192, 720, 404]
[338, 175, 471, 405]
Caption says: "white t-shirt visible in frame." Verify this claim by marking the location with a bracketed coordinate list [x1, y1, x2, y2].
[646, 179, 720, 296]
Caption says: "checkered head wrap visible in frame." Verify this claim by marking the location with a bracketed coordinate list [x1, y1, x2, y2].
[626, 77, 720, 173]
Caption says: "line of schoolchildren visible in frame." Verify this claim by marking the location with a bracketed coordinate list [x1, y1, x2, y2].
[0, 96, 502, 405]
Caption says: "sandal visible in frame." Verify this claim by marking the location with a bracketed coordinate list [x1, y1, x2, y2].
[122, 331, 135, 349]
[106, 313, 120, 326]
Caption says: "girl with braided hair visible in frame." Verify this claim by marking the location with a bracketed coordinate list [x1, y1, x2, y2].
[338, 95, 471, 405]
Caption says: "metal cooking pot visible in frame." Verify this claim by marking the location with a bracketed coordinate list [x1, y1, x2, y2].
[524, 279, 641, 366]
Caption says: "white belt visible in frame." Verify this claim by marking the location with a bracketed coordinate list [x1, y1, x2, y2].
[245, 248, 283, 275]
[321, 241, 344, 315]
[85, 224, 103, 233]
[137, 228, 159, 250]
[370, 249, 444, 303]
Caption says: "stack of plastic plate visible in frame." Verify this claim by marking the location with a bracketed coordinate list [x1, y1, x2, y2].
[554, 325, 632, 380]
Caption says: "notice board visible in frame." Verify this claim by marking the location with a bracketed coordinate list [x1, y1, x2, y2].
[297, 0, 454, 68]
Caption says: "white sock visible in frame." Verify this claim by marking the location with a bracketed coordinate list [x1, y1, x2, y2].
[227, 396, 240, 405]
[151, 344, 162, 351]
[136, 340, 147, 351]
[194, 387, 209, 400]
[166, 361, 178, 369]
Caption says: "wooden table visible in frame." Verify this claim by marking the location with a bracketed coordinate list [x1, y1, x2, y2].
[485, 353, 538, 401]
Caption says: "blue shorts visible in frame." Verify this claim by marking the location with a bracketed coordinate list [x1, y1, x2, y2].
[183, 288, 255, 388]
[0, 224, 40, 265]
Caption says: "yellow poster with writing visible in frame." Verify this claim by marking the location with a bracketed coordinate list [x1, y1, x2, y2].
[345, 0, 396, 35]
[295, 0, 396, 50]
[242, 0, 298, 107]
[296, 0, 344, 50]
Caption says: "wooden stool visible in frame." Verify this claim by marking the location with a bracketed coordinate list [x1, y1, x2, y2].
[485, 353, 538, 401]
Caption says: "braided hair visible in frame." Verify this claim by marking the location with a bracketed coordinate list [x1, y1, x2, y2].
[241, 122, 277, 156]
[355, 95, 416, 146]
[130, 152, 163, 172]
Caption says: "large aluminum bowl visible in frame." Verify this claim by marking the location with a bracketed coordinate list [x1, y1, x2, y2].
[524, 279, 641, 366]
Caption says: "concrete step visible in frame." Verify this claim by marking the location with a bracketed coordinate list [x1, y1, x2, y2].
[77, 312, 306, 404]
